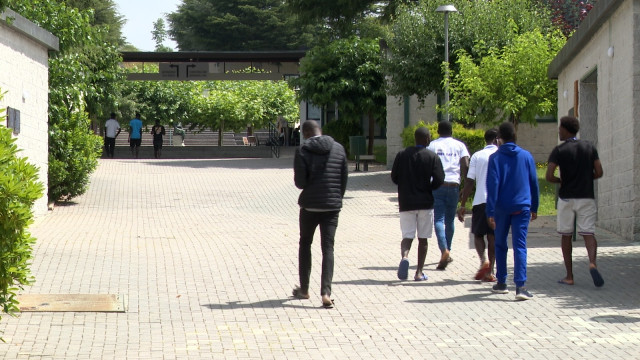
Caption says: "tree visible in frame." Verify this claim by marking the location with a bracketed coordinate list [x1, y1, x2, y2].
[63, 0, 125, 46]
[291, 36, 386, 154]
[447, 27, 566, 128]
[384, 0, 552, 102]
[168, 0, 314, 51]
[9, 0, 120, 202]
[541, 0, 596, 36]
[152, 18, 173, 52]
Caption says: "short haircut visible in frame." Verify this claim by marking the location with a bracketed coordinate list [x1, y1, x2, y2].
[437, 121, 453, 136]
[498, 122, 516, 143]
[560, 116, 580, 134]
[135, 112, 141, 118]
[484, 128, 498, 143]
[110, 112, 116, 118]
[414, 126, 430, 144]
[301, 120, 321, 137]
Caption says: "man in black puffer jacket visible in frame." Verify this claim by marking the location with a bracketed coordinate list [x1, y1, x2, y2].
[292, 120, 348, 309]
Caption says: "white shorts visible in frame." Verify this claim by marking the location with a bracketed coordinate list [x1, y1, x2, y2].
[557, 198, 597, 235]
[399, 209, 434, 239]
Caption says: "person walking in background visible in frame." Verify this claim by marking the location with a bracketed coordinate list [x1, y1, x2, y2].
[457, 128, 499, 282]
[546, 116, 604, 287]
[428, 121, 470, 270]
[104, 112, 121, 158]
[129, 112, 143, 159]
[391, 127, 444, 281]
[486, 122, 539, 301]
[292, 120, 348, 309]
[151, 120, 166, 159]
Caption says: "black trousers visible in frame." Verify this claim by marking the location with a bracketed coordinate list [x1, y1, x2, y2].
[104, 137, 116, 157]
[298, 209, 340, 296]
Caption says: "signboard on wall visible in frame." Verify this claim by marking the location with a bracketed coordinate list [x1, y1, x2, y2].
[159, 63, 209, 80]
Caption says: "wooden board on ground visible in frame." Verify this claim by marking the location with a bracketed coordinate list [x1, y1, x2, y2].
[17, 294, 125, 312]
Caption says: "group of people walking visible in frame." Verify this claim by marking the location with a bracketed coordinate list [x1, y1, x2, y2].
[103, 112, 166, 159]
[392, 118, 604, 301]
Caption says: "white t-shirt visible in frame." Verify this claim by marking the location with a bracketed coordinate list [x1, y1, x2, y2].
[428, 136, 470, 184]
[105, 118, 120, 138]
[467, 144, 498, 206]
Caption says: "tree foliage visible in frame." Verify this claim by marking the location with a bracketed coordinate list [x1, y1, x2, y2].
[385, 0, 552, 102]
[291, 36, 386, 153]
[0, 99, 44, 323]
[62, 0, 125, 46]
[8, 0, 121, 202]
[168, 0, 314, 51]
[447, 27, 566, 127]
[152, 18, 173, 52]
[541, 0, 596, 36]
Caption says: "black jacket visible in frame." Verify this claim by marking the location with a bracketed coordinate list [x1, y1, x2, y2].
[294, 135, 348, 210]
[391, 146, 444, 212]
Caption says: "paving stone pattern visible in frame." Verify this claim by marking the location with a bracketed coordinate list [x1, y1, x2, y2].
[0, 150, 639, 359]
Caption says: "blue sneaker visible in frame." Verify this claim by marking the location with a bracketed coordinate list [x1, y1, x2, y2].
[397, 258, 409, 280]
[492, 283, 509, 294]
[515, 287, 533, 300]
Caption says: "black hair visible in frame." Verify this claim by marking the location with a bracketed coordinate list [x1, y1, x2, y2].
[414, 126, 431, 145]
[560, 116, 580, 134]
[484, 128, 498, 143]
[110, 112, 116, 118]
[498, 122, 516, 143]
[437, 121, 453, 136]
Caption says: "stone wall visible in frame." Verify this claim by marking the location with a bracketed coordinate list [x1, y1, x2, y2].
[1, 10, 58, 216]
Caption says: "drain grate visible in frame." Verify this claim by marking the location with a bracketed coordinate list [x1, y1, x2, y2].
[17, 294, 125, 312]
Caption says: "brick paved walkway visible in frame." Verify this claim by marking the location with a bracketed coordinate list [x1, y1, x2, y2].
[0, 152, 638, 359]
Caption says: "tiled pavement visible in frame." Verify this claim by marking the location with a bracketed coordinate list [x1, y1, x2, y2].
[0, 149, 639, 359]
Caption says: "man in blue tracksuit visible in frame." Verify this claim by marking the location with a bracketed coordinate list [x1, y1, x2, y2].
[486, 122, 539, 301]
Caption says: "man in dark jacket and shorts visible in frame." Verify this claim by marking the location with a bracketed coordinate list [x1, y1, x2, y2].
[391, 127, 444, 281]
[292, 120, 348, 308]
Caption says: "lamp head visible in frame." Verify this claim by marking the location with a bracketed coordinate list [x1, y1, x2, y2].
[436, 4, 458, 13]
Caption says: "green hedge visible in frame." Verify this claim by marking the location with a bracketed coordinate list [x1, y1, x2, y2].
[401, 121, 485, 155]
[0, 102, 44, 324]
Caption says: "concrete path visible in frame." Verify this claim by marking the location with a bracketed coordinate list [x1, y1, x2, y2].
[0, 152, 638, 359]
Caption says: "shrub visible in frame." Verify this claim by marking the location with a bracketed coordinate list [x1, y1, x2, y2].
[400, 121, 485, 154]
[0, 105, 44, 323]
[48, 111, 103, 202]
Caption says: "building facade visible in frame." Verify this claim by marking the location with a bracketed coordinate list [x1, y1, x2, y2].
[1, 9, 59, 216]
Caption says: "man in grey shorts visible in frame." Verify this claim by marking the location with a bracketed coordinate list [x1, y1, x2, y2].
[546, 116, 604, 287]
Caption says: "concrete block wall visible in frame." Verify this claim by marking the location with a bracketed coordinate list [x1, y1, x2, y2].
[0, 14, 54, 217]
[555, 0, 638, 240]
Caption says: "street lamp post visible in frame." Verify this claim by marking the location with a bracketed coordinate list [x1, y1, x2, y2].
[436, 4, 457, 122]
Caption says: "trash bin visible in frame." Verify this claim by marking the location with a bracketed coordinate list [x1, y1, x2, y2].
[349, 136, 366, 158]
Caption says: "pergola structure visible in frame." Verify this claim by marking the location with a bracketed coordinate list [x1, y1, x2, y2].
[121, 50, 305, 81]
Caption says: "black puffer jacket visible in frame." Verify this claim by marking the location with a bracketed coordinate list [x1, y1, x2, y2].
[294, 135, 348, 210]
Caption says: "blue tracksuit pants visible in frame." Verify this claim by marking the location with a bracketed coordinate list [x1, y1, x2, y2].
[494, 208, 530, 287]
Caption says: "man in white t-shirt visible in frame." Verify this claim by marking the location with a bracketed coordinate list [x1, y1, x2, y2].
[457, 129, 499, 281]
[104, 112, 121, 158]
[427, 121, 470, 270]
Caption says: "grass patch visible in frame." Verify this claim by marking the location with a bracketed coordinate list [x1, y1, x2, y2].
[461, 163, 557, 216]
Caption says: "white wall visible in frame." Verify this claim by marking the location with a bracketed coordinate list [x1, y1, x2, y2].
[0, 19, 52, 216]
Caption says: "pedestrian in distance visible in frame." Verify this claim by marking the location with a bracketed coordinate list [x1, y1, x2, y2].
[391, 127, 445, 281]
[486, 122, 539, 301]
[545, 116, 604, 287]
[151, 119, 166, 159]
[292, 120, 348, 309]
[457, 128, 499, 282]
[104, 112, 121, 158]
[128, 112, 143, 159]
[427, 121, 470, 270]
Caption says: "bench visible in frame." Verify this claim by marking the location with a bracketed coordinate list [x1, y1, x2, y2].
[355, 154, 376, 171]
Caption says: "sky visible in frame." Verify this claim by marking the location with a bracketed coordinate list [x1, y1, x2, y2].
[113, 0, 181, 51]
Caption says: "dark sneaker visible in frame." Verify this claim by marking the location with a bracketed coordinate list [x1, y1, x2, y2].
[515, 287, 533, 301]
[492, 283, 509, 294]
